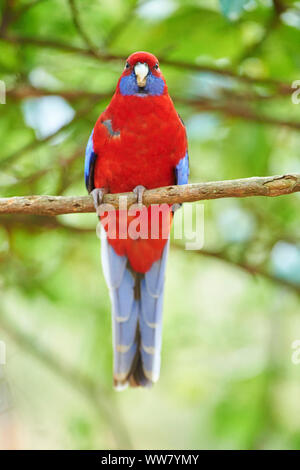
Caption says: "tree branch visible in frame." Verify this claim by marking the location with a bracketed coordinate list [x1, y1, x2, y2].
[1, 34, 292, 96]
[8, 86, 300, 131]
[173, 244, 300, 296]
[0, 0, 15, 35]
[175, 97, 300, 132]
[0, 174, 299, 216]
[68, 0, 99, 53]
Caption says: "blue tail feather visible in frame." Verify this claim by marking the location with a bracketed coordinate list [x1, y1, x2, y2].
[101, 227, 169, 388]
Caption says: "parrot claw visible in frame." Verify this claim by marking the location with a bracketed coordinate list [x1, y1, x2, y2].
[133, 185, 146, 205]
[91, 188, 108, 213]
[172, 203, 182, 212]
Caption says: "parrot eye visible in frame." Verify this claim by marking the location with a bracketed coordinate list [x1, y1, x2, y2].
[154, 63, 159, 70]
[125, 62, 130, 70]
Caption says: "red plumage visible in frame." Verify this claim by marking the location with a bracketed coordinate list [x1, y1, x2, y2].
[93, 52, 187, 273]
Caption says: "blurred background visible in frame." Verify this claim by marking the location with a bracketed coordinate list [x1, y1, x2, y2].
[0, 0, 300, 450]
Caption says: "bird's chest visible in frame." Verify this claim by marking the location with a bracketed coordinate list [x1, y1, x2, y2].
[94, 97, 186, 193]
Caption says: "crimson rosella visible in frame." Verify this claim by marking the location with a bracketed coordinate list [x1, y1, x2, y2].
[85, 51, 189, 389]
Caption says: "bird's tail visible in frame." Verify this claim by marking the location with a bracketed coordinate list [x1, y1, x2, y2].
[101, 227, 169, 389]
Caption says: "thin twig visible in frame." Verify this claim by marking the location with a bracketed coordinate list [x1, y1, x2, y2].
[173, 244, 300, 296]
[68, 0, 98, 53]
[8, 146, 85, 189]
[174, 96, 300, 131]
[233, 0, 287, 66]
[0, 100, 95, 169]
[5, 84, 277, 103]
[7, 85, 113, 102]
[8, 86, 300, 131]
[102, 0, 140, 48]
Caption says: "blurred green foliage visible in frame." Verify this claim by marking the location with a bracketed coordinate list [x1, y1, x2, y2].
[0, 0, 300, 450]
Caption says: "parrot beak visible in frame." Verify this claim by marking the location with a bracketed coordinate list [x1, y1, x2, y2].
[134, 62, 149, 88]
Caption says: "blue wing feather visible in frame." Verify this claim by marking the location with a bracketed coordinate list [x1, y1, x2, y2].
[175, 150, 189, 186]
[84, 129, 97, 191]
[173, 150, 189, 212]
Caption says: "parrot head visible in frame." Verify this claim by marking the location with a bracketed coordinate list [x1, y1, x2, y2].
[117, 51, 167, 97]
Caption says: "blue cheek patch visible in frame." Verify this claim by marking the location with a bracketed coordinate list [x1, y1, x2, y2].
[119, 73, 138, 96]
[119, 72, 165, 97]
[145, 74, 165, 96]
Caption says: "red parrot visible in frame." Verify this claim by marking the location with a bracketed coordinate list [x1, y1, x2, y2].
[85, 51, 189, 389]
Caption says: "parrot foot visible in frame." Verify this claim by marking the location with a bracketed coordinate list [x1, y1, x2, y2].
[172, 203, 182, 212]
[133, 185, 146, 205]
[91, 188, 108, 214]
